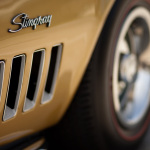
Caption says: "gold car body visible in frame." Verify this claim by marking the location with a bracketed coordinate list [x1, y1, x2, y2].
[0, 0, 114, 146]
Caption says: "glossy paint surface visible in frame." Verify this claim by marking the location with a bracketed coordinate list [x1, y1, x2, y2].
[0, 0, 114, 145]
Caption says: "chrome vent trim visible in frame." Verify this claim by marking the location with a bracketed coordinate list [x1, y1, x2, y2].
[23, 49, 45, 112]
[3, 55, 25, 121]
[42, 44, 62, 104]
[1, 44, 63, 121]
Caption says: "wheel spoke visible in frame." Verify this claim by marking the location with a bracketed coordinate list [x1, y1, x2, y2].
[118, 81, 126, 95]
[120, 82, 134, 109]
[126, 28, 136, 54]
[117, 38, 130, 55]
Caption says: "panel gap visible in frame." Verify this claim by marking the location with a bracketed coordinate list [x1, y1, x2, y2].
[0, 61, 5, 100]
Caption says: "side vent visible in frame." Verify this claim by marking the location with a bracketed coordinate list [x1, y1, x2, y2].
[3, 55, 25, 121]
[42, 44, 62, 103]
[24, 49, 45, 112]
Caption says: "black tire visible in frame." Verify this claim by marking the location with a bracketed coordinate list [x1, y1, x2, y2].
[48, 0, 150, 149]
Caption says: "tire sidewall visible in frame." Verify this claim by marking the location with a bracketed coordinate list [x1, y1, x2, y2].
[98, 0, 150, 146]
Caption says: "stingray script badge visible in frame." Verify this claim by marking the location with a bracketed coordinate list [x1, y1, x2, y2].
[8, 13, 52, 33]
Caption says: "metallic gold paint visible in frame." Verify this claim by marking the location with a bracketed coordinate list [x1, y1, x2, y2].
[0, 0, 115, 145]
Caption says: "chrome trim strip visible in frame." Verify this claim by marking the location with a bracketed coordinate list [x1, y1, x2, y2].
[23, 49, 45, 112]
[41, 44, 62, 104]
[3, 55, 25, 121]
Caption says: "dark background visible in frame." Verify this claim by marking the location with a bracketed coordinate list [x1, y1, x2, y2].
[137, 127, 150, 150]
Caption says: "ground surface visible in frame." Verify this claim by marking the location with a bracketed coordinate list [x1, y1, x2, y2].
[136, 126, 150, 150]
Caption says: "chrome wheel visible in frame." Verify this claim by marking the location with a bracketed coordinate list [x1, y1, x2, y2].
[113, 7, 150, 128]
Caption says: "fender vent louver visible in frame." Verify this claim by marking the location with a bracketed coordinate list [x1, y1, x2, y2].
[1, 44, 62, 121]
[3, 55, 25, 121]
[23, 49, 45, 112]
[42, 44, 62, 103]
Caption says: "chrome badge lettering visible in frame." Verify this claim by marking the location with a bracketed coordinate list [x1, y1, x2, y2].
[8, 13, 52, 33]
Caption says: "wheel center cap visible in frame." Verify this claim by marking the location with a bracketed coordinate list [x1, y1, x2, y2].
[120, 54, 137, 82]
